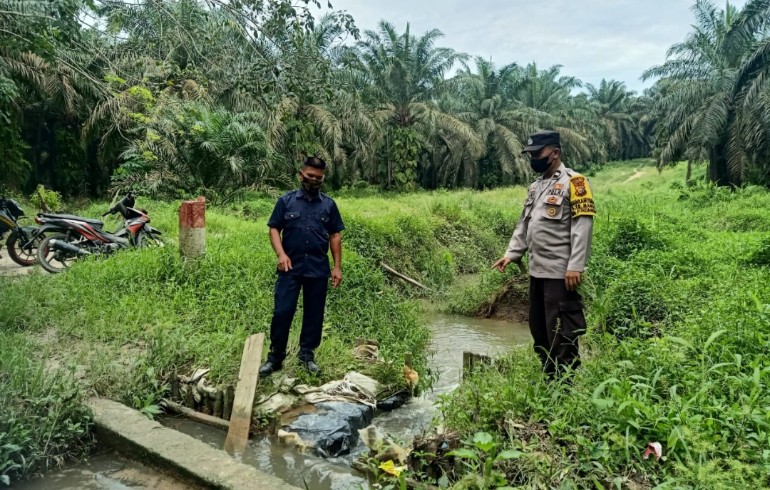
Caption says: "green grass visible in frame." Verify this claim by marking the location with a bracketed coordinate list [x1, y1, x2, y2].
[0, 331, 93, 486]
[6, 158, 770, 488]
[434, 162, 770, 489]
[0, 206, 431, 386]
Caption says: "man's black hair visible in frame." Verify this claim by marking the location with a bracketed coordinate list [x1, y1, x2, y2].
[302, 156, 326, 170]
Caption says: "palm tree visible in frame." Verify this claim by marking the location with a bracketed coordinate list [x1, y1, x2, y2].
[507, 63, 597, 167]
[643, 0, 770, 186]
[117, 98, 278, 204]
[447, 58, 528, 188]
[264, 15, 376, 178]
[343, 21, 483, 189]
[585, 79, 652, 161]
[0, 0, 107, 193]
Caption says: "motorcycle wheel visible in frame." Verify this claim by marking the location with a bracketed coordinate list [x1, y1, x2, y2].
[37, 234, 81, 274]
[7, 230, 44, 266]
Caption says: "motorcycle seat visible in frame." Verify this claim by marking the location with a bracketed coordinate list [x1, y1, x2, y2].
[40, 213, 104, 227]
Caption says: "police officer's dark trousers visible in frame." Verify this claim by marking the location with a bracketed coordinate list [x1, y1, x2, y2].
[267, 273, 328, 364]
[529, 276, 587, 377]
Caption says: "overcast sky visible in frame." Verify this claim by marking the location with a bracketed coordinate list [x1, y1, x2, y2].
[317, 0, 746, 93]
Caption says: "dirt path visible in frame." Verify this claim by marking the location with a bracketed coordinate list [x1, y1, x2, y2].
[623, 167, 645, 183]
[0, 251, 36, 277]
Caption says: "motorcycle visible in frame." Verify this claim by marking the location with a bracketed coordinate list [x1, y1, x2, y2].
[35, 192, 163, 273]
[0, 197, 44, 266]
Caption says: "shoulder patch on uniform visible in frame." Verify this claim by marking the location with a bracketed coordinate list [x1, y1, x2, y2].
[569, 175, 596, 218]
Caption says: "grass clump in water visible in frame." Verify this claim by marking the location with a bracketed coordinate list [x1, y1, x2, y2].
[0, 331, 93, 485]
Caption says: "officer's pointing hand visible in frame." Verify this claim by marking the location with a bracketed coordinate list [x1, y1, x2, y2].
[492, 257, 512, 273]
[565, 271, 581, 291]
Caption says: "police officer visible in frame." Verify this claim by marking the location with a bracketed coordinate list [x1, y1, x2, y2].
[259, 156, 345, 376]
[492, 131, 595, 378]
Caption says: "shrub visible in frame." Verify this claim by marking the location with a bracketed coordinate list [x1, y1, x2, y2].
[607, 218, 666, 260]
[0, 333, 93, 485]
[598, 271, 672, 338]
[29, 184, 62, 212]
[743, 236, 770, 267]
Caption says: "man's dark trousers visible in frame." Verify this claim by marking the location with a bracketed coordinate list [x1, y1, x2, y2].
[267, 273, 328, 364]
[529, 276, 587, 377]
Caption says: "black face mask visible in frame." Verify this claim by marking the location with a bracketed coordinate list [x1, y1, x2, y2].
[530, 150, 556, 173]
[300, 174, 324, 194]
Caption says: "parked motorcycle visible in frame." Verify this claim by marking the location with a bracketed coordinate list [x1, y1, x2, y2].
[36, 193, 163, 273]
[0, 197, 44, 266]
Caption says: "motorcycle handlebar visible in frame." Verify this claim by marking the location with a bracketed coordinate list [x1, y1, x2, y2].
[105, 192, 137, 218]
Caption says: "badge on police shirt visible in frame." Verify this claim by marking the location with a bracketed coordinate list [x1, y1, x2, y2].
[569, 175, 596, 217]
[572, 177, 588, 196]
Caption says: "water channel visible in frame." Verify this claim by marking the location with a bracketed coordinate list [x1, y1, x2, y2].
[18, 313, 530, 489]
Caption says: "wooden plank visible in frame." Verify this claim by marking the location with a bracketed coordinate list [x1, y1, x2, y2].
[380, 262, 432, 291]
[223, 385, 234, 421]
[462, 351, 491, 380]
[224, 333, 265, 456]
[162, 398, 230, 431]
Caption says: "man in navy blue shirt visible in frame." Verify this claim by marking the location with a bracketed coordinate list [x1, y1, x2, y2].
[259, 156, 345, 376]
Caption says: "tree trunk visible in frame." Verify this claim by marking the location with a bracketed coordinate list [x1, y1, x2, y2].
[33, 115, 43, 184]
[708, 139, 732, 187]
[86, 139, 101, 196]
[47, 119, 57, 190]
[685, 160, 692, 184]
[386, 132, 392, 189]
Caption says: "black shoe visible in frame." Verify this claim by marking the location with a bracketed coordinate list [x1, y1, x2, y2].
[259, 361, 282, 377]
[303, 360, 321, 375]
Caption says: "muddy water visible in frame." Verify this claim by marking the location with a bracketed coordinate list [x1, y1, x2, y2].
[17, 313, 530, 490]
[166, 313, 530, 489]
[165, 418, 369, 490]
[374, 313, 531, 442]
[424, 313, 531, 396]
[13, 450, 192, 490]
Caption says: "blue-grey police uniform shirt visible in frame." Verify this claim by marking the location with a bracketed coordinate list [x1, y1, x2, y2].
[267, 189, 345, 278]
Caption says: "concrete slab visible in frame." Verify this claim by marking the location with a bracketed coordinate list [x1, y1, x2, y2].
[88, 398, 300, 490]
